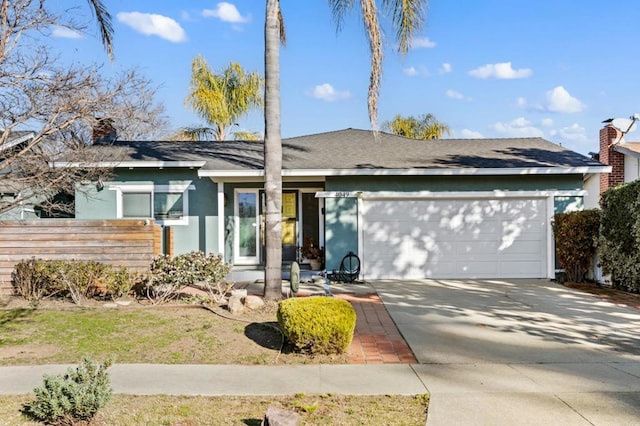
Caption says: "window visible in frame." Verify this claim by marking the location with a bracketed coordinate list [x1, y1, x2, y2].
[111, 183, 194, 226]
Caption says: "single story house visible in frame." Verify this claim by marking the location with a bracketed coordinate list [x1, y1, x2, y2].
[61, 128, 609, 281]
[598, 122, 640, 194]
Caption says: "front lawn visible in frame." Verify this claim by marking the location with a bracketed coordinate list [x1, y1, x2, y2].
[0, 302, 348, 365]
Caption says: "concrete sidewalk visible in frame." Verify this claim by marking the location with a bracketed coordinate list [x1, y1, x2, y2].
[0, 364, 428, 396]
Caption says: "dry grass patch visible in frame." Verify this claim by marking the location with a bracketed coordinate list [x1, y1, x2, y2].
[0, 394, 428, 425]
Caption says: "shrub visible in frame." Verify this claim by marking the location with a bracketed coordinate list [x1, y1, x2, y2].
[277, 297, 356, 355]
[12, 259, 134, 304]
[553, 210, 600, 283]
[144, 251, 231, 304]
[12, 258, 58, 302]
[22, 358, 112, 425]
[600, 180, 640, 292]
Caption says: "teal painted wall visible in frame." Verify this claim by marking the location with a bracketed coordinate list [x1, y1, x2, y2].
[75, 168, 218, 255]
[324, 197, 358, 272]
[74, 171, 587, 269]
[554, 196, 584, 213]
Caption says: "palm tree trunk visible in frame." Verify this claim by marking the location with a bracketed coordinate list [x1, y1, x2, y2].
[263, 0, 282, 300]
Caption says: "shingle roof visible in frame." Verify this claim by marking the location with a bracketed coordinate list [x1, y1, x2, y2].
[89, 128, 603, 171]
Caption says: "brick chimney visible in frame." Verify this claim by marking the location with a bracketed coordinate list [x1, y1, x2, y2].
[599, 124, 625, 193]
[92, 118, 117, 144]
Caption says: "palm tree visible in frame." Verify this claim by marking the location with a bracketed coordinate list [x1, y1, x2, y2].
[384, 113, 451, 139]
[86, 0, 113, 59]
[185, 56, 263, 141]
[262, 0, 428, 300]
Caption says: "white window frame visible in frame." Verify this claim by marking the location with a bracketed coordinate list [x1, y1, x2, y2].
[234, 188, 261, 265]
[110, 183, 194, 226]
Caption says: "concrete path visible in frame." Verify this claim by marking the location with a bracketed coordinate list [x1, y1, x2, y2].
[0, 364, 428, 396]
[372, 279, 640, 425]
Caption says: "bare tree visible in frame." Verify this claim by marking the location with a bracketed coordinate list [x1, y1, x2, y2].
[0, 0, 168, 216]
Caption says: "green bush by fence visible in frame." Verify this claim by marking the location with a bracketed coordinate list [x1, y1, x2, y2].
[12, 259, 134, 304]
[599, 180, 640, 292]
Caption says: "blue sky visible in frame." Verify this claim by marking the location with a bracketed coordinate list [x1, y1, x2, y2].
[50, 1, 640, 155]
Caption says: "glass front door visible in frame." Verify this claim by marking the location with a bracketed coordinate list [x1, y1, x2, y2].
[235, 190, 259, 264]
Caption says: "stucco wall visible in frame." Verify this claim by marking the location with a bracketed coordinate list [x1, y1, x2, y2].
[624, 154, 640, 183]
[75, 168, 218, 255]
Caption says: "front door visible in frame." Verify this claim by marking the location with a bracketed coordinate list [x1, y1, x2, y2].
[236, 188, 323, 266]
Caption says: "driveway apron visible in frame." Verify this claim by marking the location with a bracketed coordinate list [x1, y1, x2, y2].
[372, 279, 640, 426]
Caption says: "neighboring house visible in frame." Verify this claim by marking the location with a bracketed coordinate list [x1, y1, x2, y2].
[62, 129, 608, 281]
[599, 123, 640, 192]
[0, 131, 40, 220]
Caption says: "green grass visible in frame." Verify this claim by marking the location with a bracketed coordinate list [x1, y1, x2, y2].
[0, 303, 350, 365]
[0, 307, 227, 365]
[0, 394, 429, 425]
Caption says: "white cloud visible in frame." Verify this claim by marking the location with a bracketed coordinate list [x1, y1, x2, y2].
[541, 118, 554, 127]
[202, 2, 249, 23]
[545, 86, 585, 113]
[402, 65, 429, 77]
[310, 83, 351, 102]
[558, 123, 587, 142]
[458, 129, 484, 139]
[411, 36, 436, 48]
[439, 63, 452, 74]
[117, 12, 186, 42]
[51, 25, 83, 39]
[468, 62, 532, 79]
[490, 117, 544, 137]
[446, 89, 471, 101]
[516, 97, 528, 108]
[403, 66, 418, 76]
[446, 90, 464, 99]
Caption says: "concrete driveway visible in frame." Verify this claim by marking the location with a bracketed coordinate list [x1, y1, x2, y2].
[371, 279, 640, 425]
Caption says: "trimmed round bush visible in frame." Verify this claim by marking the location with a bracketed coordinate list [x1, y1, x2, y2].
[277, 296, 357, 355]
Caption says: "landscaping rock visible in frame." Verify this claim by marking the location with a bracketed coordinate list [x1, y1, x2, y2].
[244, 295, 265, 310]
[103, 302, 118, 308]
[262, 406, 301, 426]
[228, 294, 244, 315]
[231, 289, 248, 298]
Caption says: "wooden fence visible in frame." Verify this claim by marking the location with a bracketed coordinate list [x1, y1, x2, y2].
[0, 219, 161, 294]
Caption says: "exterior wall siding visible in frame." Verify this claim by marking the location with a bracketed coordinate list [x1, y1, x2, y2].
[75, 168, 219, 256]
[624, 155, 640, 183]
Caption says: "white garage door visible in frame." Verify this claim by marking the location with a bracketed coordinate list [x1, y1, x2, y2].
[362, 198, 548, 279]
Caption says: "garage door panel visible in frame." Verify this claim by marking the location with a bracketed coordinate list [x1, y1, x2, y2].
[363, 198, 547, 279]
[500, 240, 544, 255]
[500, 261, 544, 276]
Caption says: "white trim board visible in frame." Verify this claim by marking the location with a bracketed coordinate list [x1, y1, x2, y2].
[317, 190, 586, 199]
[52, 161, 206, 169]
[198, 166, 608, 178]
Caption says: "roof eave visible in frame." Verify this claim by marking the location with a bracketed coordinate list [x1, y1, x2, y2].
[614, 145, 640, 158]
[50, 161, 207, 169]
[198, 166, 611, 178]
